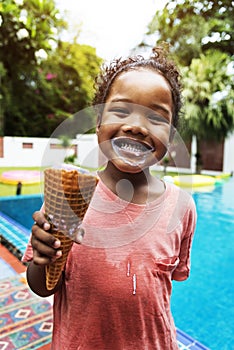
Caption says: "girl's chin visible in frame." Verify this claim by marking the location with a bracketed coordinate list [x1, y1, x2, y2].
[111, 158, 149, 173]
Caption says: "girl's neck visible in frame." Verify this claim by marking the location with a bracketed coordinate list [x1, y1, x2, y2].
[98, 162, 165, 204]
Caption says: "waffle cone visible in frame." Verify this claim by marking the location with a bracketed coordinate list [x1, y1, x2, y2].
[44, 167, 98, 290]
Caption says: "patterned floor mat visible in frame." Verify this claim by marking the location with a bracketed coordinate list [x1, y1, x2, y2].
[0, 275, 52, 350]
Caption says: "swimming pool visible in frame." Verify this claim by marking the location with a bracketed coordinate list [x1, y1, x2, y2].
[171, 177, 234, 350]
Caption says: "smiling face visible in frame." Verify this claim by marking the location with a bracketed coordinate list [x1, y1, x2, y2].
[97, 68, 173, 174]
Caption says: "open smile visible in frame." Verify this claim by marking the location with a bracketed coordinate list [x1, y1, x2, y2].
[111, 137, 154, 167]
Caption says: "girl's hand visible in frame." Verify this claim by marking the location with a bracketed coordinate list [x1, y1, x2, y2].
[31, 211, 62, 266]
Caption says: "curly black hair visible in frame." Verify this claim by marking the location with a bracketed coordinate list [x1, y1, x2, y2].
[93, 46, 183, 128]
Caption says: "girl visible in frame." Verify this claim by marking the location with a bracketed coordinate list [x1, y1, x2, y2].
[23, 47, 197, 349]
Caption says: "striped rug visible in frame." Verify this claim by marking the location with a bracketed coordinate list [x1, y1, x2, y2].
[0, 275, 52, 350]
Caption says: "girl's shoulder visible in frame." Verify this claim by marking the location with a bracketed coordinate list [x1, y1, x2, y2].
[164, 181, 196, 214]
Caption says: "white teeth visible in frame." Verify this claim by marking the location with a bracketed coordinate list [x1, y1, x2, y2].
[113, 138, 153, 154]
[120, 143, 145, 154]
[111, 137, 153, 167]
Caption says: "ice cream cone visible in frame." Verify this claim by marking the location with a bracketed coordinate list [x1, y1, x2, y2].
[44, 167, 98, 290]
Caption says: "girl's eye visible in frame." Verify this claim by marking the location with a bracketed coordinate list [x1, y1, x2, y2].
[148, 114, 169, 124]
[110, 108, 129, 116]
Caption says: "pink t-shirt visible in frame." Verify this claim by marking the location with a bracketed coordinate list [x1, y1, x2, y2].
[22, 180, 196, 350]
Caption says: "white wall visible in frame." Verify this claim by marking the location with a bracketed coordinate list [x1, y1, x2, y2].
[0, 137, 78, 168]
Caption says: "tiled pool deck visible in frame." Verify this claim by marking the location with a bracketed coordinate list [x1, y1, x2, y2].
[0, 212, 210, 350]
[0, 244, 51, 350]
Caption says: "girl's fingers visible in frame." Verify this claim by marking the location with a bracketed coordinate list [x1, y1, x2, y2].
[33, 249, 56, 265]
[31, 211, 63, 266]
[31, 225, 62, 265]
[32, 222, 61, 248]
[32, 240, 62, 265]
[32, 235, 61, 257]
[32, 211, 50, 231]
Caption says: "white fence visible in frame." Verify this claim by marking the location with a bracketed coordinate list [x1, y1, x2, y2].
[223, 134, 234, 174]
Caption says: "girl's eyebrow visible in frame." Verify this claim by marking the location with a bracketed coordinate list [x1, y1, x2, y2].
[149, 103, 172, 116]
[109, 98, 132, 103]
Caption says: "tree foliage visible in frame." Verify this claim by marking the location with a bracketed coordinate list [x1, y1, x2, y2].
[1, 0, 65, 67]
[146, 0, 234, 66]
[181, 50, 234, 141]
[0, 0, 102, 137]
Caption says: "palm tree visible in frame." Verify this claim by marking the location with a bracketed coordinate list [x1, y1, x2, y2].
[180, 50, 234, 172]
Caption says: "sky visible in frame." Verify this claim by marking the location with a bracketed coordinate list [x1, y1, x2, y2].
[55, 0, 168, 61]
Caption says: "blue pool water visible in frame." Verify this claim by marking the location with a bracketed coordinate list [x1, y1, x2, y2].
[171, 178, 234, 350]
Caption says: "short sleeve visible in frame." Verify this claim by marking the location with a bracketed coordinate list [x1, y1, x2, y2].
[21, 235, 33, 262]
[172, 197, 197, 281]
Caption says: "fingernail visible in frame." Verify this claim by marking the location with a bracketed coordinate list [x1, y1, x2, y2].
[56, 250, 62, 258]
[53, 240, 61, 248]
[44, 223, 50, 230]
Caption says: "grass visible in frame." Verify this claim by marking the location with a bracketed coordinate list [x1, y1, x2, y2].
[0, 167, 43, 197]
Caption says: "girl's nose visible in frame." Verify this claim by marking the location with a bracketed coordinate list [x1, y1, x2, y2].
[121, 115, 148, 136]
